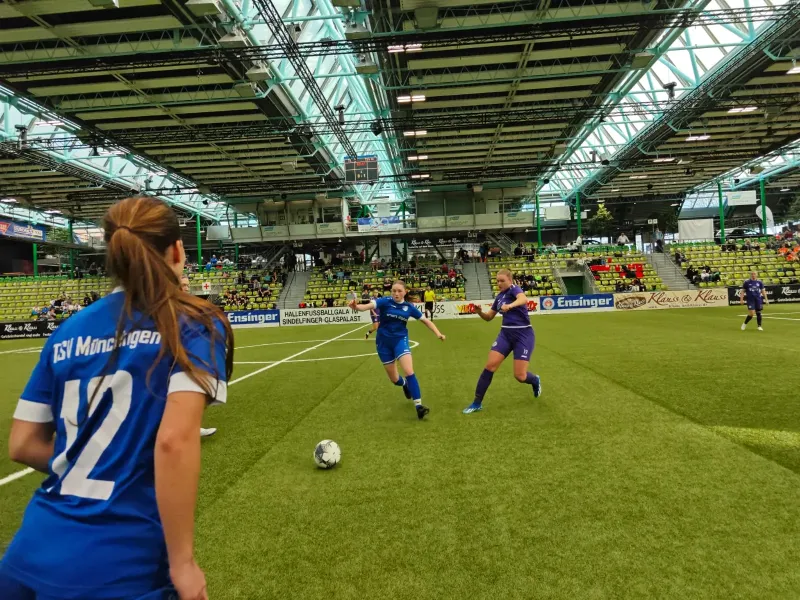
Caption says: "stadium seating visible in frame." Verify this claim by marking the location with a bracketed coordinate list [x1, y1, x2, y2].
[671, 240, 798, 287]
[186, 269, 283, 311]
[305, 263, 466, 306]
[579, 250, 665, 292]
[488, 256, 562, 296]
[0, 275, 111, 322]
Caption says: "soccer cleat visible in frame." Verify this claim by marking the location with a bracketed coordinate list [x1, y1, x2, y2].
[200, 427, 217, 438]
[402, 381, 412, 400]
[462, 402, 483, 414]
[758, 326, 763, 331]
[416, 404, 430, 420]
[532, 375, 542, 398]
[741, 323, 747, 331]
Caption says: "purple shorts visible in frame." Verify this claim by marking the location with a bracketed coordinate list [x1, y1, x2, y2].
[492, 327, 535, 361]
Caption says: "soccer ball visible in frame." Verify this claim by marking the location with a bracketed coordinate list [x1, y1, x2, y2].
[313, 440, 341, 469]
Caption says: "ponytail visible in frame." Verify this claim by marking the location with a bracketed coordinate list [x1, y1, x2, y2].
[102, 197, 234, 398]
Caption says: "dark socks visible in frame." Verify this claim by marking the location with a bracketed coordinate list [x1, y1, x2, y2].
[523, 372, 538, 385]
[744, 315, 752, 324]
[756, 312, 762, 326]
[394, 376, 406, 388]
[474, 369, 495, 404]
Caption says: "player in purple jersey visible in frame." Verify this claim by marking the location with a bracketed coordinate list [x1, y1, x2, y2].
[1, 197, 234, 600]
[740, 270, 768, 331]
[463, 268, 541, 414]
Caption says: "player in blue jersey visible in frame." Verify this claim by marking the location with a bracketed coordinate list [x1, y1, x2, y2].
[349, 281, 445, 419]
[463, 268, 541, 414]
[0, 196, 233, 600]
[740, 271, 768, 331]
[365, 291, 381, 340]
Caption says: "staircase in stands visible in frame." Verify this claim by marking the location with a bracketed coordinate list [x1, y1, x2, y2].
[462, 261, 493, 300]
[486, 231, 516, 255]
[279, 270, 311, 308]
[648, 252, 696, 291]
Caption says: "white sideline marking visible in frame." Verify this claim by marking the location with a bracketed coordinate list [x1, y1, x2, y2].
[233, 340, 419, 365]
[227, 325, 367, 385]
[1, 325, 368, 488]
[738, 314, 800, 321]
[0, 347, 43, 356]
[0, 468, 34, 486]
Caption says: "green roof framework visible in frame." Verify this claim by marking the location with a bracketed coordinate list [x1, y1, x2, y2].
[539, 0, 794, 202]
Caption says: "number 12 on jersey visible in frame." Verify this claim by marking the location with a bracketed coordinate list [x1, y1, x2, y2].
[49, 370, 133, 501]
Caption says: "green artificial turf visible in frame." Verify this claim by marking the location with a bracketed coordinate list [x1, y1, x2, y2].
[1, 306, 799, 598]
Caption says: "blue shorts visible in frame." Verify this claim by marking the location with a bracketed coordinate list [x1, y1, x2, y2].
[746, 298, 763, 311]
[0, 571, 176, 600]
[376, 335, 411, 365]
[492, 327, 535, 361]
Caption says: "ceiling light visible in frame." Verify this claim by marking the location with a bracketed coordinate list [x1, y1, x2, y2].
[670, 203, 680, 206]
[45, 209, 62, 214]
[629, 175, 648, 179]
[416, 188, 430, 192]
[411, 94, 426, 102]
[611, 188, 620, 192]
[388, 43, 423, 53]
[411, 173, 430, 179]
[653, 157, 675, 163]
[787, 66, 800, 75]
[686, 134, 710, 142]
[728, 106, 758, 113]
[781, 187, 791, 192]
[397, 96, 412, 103]
[388, 45, 405, 53]
[408, 155, 428, 161]
[405, 44, 423, 52]
[402, 129, 428, 136]
[1, 198, 17, 203]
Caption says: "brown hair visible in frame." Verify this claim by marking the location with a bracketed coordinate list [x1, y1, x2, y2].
[102, 197, 234, 397]
[392, 280, 407, 289]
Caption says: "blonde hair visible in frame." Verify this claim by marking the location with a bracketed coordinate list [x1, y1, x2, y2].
[497, 268, 513, 280]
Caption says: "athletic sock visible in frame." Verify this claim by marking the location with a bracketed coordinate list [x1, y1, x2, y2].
[523, 372, 538, 385]
[474, 369, 494, 404]
[756, 312, 762, 326]
[394, 376, 406, 388]
[406, 373, 422, 402]
[744, 315, 752, 324]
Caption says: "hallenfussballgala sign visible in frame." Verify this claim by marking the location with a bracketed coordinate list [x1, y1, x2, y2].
[613, 290, 729, 311]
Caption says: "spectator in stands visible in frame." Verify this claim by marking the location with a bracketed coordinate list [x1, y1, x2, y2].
[91, 291, 100, 303]
[674, 250, 686, 266]
[514, 243, 523, 257]
[83, 294, 92, 307]
[617, 232, 629, 246]
[479, 241, 489, 262]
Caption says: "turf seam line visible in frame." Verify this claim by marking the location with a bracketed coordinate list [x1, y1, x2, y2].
[539, 343, 800, 479]
[0, 325, 368, 488]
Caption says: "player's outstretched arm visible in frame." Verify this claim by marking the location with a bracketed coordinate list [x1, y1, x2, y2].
[420, 317, 446, 341]
[8, 420, 55, 473]
[349, 299, 375, 312]
[155, 389, 209, 600]
[475, 304, 497, 322]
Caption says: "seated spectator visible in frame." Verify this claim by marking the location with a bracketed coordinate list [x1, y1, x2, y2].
[617, 233, 629, 246]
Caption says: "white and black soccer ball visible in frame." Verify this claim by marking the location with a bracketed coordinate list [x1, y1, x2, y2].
[314, 440, 341, 469]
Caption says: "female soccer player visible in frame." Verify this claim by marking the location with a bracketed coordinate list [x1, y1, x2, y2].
[1, 196, 233, 600]
[349, 281, 445, 419]
[463, 268, 541, 414]
[740, 270, 768, 331]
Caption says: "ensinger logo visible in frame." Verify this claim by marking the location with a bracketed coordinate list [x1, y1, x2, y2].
[541, 297, 555, 310]
[228, 311, 278, 325]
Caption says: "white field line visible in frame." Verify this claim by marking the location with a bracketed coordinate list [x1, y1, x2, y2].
[1, 325, 368, 487]
[233, 340, 418, 366]
[0, 347, 44, 355]
[738, 314, 800, 321]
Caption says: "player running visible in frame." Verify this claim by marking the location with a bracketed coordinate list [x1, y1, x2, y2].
[349, 281, 445, 419]
[463, 268, 541, 414]
[365, 291, 381, 339]
[1, 196, 233, 600]
[181, 275, 219, 438]
[740, 271, 768, 331]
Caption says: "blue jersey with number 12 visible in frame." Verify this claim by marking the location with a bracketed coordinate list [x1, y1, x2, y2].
[1, 289, 228, 599]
